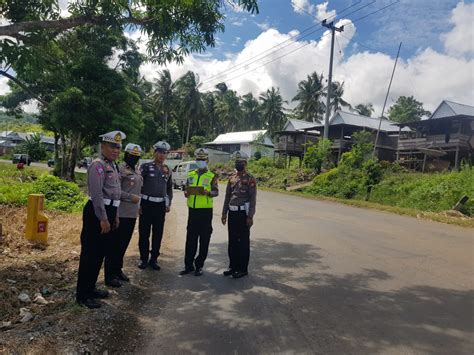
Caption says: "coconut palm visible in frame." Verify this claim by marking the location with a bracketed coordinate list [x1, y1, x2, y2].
[259, 87, 287, 134]
[326, 81, 351, 114]
[241, 93, 261, 130]
[150, 69, 174, 134]
[354, 103, 375, 117]
[292, 72, 325, 123]
[174, 71, 202, 144]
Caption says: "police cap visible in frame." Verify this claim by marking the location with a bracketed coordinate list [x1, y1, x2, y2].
[124, 143, 142, 157]
[153, 141, 170, 152]
[194, 148, 209, 159]
[231, 150, 249, 161]
[99, 130, 126, 148]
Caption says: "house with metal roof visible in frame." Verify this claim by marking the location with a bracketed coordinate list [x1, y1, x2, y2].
[303, 110, 404, 162]
[0, 131, 56, 155]
[204, 130, 274, 160]
[395, 100, 473, 171]
[274, 119, 320, 167]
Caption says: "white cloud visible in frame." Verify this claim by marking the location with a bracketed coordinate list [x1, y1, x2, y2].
[291, 1, 336, 22]
[138, 2, 473, 114]
[255, 21, 271, 31]
[21, 100, 39, 114]
[58, 0, 71, 18]
[0, 76, 10, 95]
[441, 1, 474, 58]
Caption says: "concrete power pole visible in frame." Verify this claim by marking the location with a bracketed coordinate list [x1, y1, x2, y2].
[322, 20, 344, 140]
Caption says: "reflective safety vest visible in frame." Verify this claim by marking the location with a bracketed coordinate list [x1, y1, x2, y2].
[187, 169, 215, 209]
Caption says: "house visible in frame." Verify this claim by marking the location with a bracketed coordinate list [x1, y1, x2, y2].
[395, 100, 473, 171]
[204, 130, 274, 160]
[274, 119, 320, 167]
[304, 110, 404, 162]
[0, 131, 56, 155]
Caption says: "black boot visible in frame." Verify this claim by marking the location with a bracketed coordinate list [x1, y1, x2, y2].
[138, 260, 148, 269]
[223, 269, 234, 276]
[77, 298, 101, 309]
[149, 260, 161, 270]
[117, 271, 130, 282]
[179, 267, 195, 275]
[92, 288, 109, 299]
[105, 278, 122, 288]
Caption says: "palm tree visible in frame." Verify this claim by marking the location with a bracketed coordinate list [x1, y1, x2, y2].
[326, 81, 351, 114]
[174, 71, 202, 144]
[292, 72, 325, 123]
[150, 69, 174, 134]
[241, 93, 261, 130]
[215, 89, 243, 132]
[354, 103, 374, 117]
[259, 87, 287, 135]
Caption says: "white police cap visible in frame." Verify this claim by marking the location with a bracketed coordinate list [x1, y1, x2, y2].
[99, 130, 126, 147]
[231, 150, 249, 161]
[124, 143, 142, 156]
[194, 148, 209, 159]
[153, 141, 170, 152]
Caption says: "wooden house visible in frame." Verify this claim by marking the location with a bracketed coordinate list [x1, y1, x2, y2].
[396, 100, 473, 171]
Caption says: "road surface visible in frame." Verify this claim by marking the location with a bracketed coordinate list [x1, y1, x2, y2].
[104, 188, 473, 354]
[0, 159, 87, 173]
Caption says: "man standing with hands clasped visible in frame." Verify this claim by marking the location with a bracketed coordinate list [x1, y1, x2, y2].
[222, 151, 257, 279]
[76, 130, 125, 309]
[138, 141, 173, 271]
[179, 148, 218, 276]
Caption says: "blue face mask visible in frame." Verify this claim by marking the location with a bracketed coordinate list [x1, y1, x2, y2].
[196, 160, 207, 170]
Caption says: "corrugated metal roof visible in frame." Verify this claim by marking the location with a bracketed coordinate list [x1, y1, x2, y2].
[312, 111, 404, 132]
[207, 130, 268, 144]
[284, 119, 319, 131]
[431, 100, 474, 119]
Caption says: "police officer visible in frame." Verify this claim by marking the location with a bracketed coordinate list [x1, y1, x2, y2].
[76, 130, 125, 308]
[221, 151, 257, 279]
[138, 141, 173, 270]
[106, 143, 143, 283]
[179, 148, 218, 276]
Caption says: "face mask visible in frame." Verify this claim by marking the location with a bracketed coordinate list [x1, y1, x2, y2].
[196, 160, 207, 170]
[235, 162, 245, 171]
[125, 153, 140, 169]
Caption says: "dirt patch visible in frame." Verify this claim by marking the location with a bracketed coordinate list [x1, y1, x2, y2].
[0, 206, 144, 353]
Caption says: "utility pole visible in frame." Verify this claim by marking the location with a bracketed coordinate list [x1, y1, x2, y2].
[372, 42, 402, 159]
[322, 20, 344, 140]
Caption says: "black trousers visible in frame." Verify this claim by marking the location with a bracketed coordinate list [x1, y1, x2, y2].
[184, 208, 213, 269]
[139, 200, 166, 262]
[228, 210, 250, 272]
[105, 217, 137, 278]
[76, 201, 117, 301]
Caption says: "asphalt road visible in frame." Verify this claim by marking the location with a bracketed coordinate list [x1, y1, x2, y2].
[0, 159, 87, 173]
[107, 188, 473, 355]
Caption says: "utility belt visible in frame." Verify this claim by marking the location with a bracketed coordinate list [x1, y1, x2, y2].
[228, 202, 250, 215]
[89, 197, 120, 207]
[141, 194, 165, 203]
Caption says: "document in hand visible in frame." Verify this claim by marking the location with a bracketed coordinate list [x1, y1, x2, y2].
[186, 186, 206, 195]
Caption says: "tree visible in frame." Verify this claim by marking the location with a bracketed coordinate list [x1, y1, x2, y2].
[303, 138, 332, 173]
[241, 93, 262, 130]
[259, 87, 287, 135]
[354, 103, 374, 117]
[150, 69, 174, 134]
[388, 96, 431, 123]
[0, 1, 258, 68]
[16, 133, 48, 161]
[292, 72, 325, 123]
[215, 89, 243, 132]
[327, 81, 351, 113]
[174, 71, 202, 145]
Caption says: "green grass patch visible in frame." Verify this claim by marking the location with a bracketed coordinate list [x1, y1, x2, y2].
[0, 164, 87, 212]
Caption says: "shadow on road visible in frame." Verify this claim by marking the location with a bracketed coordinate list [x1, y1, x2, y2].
[102, 238, 474, 354]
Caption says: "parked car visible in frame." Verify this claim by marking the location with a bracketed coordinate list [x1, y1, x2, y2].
[172, 160, 198, 189]
[47, 158, 55, 167]
[12, 154, 31, 166]
[77, 157, 92, 169]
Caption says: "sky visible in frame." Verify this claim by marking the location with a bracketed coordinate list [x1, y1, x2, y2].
[1, 0, 473, 115]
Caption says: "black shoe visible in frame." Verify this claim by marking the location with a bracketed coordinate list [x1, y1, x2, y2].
[105, 278, 122, 288]
[77, 298, 101, 309]
[138, 261, 148, 269]
[232, 271, 248, 279]
[117, 271, 130, 282]
[194, 268, 203, 276]
[179, 267, 195, 275]
[223, 269, 234, 276]
[149, 261, 161, 270]
[91, 288, 109, 299]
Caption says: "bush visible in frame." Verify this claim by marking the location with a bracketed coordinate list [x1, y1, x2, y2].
[31, 175, 88, 212]
[303, 138, 331, 173]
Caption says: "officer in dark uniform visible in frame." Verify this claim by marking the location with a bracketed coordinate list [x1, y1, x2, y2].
[221, 150, 257, 279]
[106, 143, 143, 283]
[76, 130, 125, 308]
[138, 141, 173, 270]
[179, 148, 218, 276]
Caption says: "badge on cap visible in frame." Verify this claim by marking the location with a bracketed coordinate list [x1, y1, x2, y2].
[99, 130, 126, 147]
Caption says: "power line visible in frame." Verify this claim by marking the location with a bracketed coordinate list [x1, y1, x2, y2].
[200, 0, 373, 85]
[201, 1, 399, 91]
[201, 0, 377, 87]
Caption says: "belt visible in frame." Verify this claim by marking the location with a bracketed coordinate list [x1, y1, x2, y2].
[228, 205, 246, 212]
[90, 197, 120, 207]
[141, 194, 165, 203]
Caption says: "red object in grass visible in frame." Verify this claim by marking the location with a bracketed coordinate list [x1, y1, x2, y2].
[17, 162, 25, 170]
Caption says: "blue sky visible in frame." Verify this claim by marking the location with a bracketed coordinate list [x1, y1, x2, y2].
[213, 0, 472, 60]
